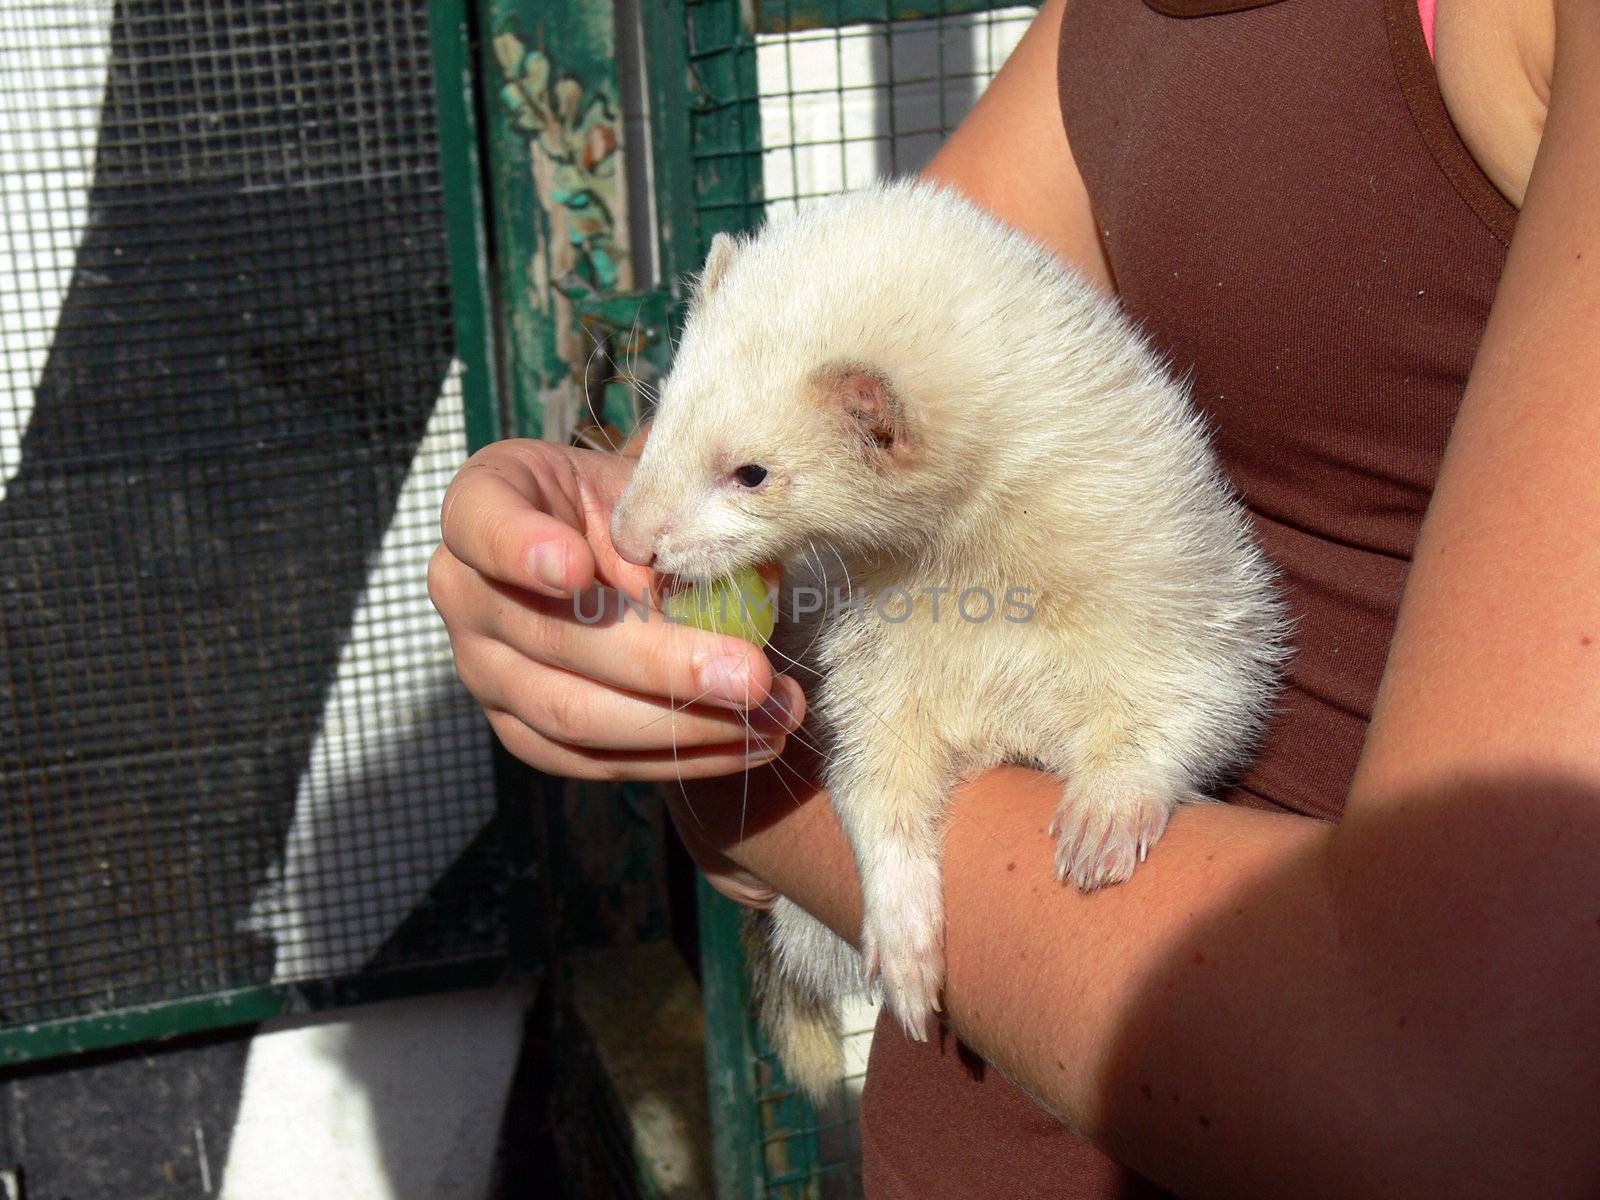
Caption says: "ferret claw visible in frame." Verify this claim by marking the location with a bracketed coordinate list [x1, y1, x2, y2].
[863, 913, 944, 1043]
[862, 944, 881, 990]
[1051, 777, 1174, 893]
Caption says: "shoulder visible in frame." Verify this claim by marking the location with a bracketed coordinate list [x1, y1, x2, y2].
[1433, 0, 1556, 207]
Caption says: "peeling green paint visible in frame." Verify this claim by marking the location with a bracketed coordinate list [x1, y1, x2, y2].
[478, 0, 635, 443]
[475, 1, 674, 954]
[491, 32, 626, 297]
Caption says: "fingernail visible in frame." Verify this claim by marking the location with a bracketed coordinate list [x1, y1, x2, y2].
[529, 542, 566, 591]
[697, 653, 753, 702]
[749, 688, 798, 734]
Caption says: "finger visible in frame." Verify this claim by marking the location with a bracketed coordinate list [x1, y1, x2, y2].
[438, 441, 601, 599]
[480, 576, 807, 713]
[485, 708, 787, 783]
[435, 542, 801, 715]
[464, 642, 805, 752]
[697, 869, 778, 911]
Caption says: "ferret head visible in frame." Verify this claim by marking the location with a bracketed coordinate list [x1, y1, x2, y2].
[611, 192, 987, 581]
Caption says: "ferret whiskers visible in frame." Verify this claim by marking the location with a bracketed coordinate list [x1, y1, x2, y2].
[666, 672, 700, 828]
[739, 667, 751, 840]
[632, 678, 725, 734]
[579, 324, 610, 432]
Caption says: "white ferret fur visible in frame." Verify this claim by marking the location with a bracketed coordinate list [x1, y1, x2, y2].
[610, 181, 1288, 1103]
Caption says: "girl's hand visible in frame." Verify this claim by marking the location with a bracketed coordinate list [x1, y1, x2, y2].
[428, 438, 806, 782]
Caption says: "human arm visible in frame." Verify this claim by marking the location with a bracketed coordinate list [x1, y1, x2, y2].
[673, 0, 1600, 1193]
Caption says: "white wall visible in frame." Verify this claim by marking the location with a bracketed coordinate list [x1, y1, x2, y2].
[0, 1, 114, 500]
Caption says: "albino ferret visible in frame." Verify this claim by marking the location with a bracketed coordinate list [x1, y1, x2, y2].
[610, 181, 1287, 1102]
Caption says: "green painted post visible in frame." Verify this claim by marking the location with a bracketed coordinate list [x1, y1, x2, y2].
[638, 0, 700, 292]
[470, 0, 671, 955]
[474, 0, 640, 443]
[428, 0, 502, 453]
[698, 880, 769, 1199]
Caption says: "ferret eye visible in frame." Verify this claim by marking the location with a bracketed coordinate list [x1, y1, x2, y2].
[733, 464, 768, 488]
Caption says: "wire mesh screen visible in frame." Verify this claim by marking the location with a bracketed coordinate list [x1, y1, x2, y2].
[755, 5, 1035, 212]
[682, 2, 1035, 1194]
[0, 0, 506, 1049]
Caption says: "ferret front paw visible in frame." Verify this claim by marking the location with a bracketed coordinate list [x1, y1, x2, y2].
[861, 910, 944, 1041]
[1050, 774, 1176, 892]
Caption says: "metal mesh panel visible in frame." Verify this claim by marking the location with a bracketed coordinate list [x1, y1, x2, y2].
[682, 2, 1036, 1194]
[755, 5, 1035, 212]
[0, 0, 504, 1047]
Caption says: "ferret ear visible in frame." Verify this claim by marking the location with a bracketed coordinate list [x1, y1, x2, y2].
[694, 232, 739, 300]
[813, 364, 908, 461]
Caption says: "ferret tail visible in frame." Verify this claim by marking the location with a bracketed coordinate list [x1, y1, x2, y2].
[742, 900, 858, 1108]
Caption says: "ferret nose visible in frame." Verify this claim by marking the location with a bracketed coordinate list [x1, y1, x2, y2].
[611, 513, 665, 567]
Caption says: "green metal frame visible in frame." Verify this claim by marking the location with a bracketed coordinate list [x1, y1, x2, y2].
[432, 0, 502, 454]
[640, 0, 699, 292]
[470, 0, 676, 955]
[0, 958, 508, 1068]
[753, 0, 1013, 34]
[697, 879, 770, 1199]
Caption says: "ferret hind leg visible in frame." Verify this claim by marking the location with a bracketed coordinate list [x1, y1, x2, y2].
[822, 690, 953, 1042]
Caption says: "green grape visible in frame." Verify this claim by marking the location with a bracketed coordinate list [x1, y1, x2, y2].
[662, 566, 775, 647]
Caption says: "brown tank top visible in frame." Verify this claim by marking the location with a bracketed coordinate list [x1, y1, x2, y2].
[859, 1, 1516, 1195]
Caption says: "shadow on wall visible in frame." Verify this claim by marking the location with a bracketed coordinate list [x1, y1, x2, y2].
[0, 0, 452, 1026]
[0, 1, 519, 1195]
